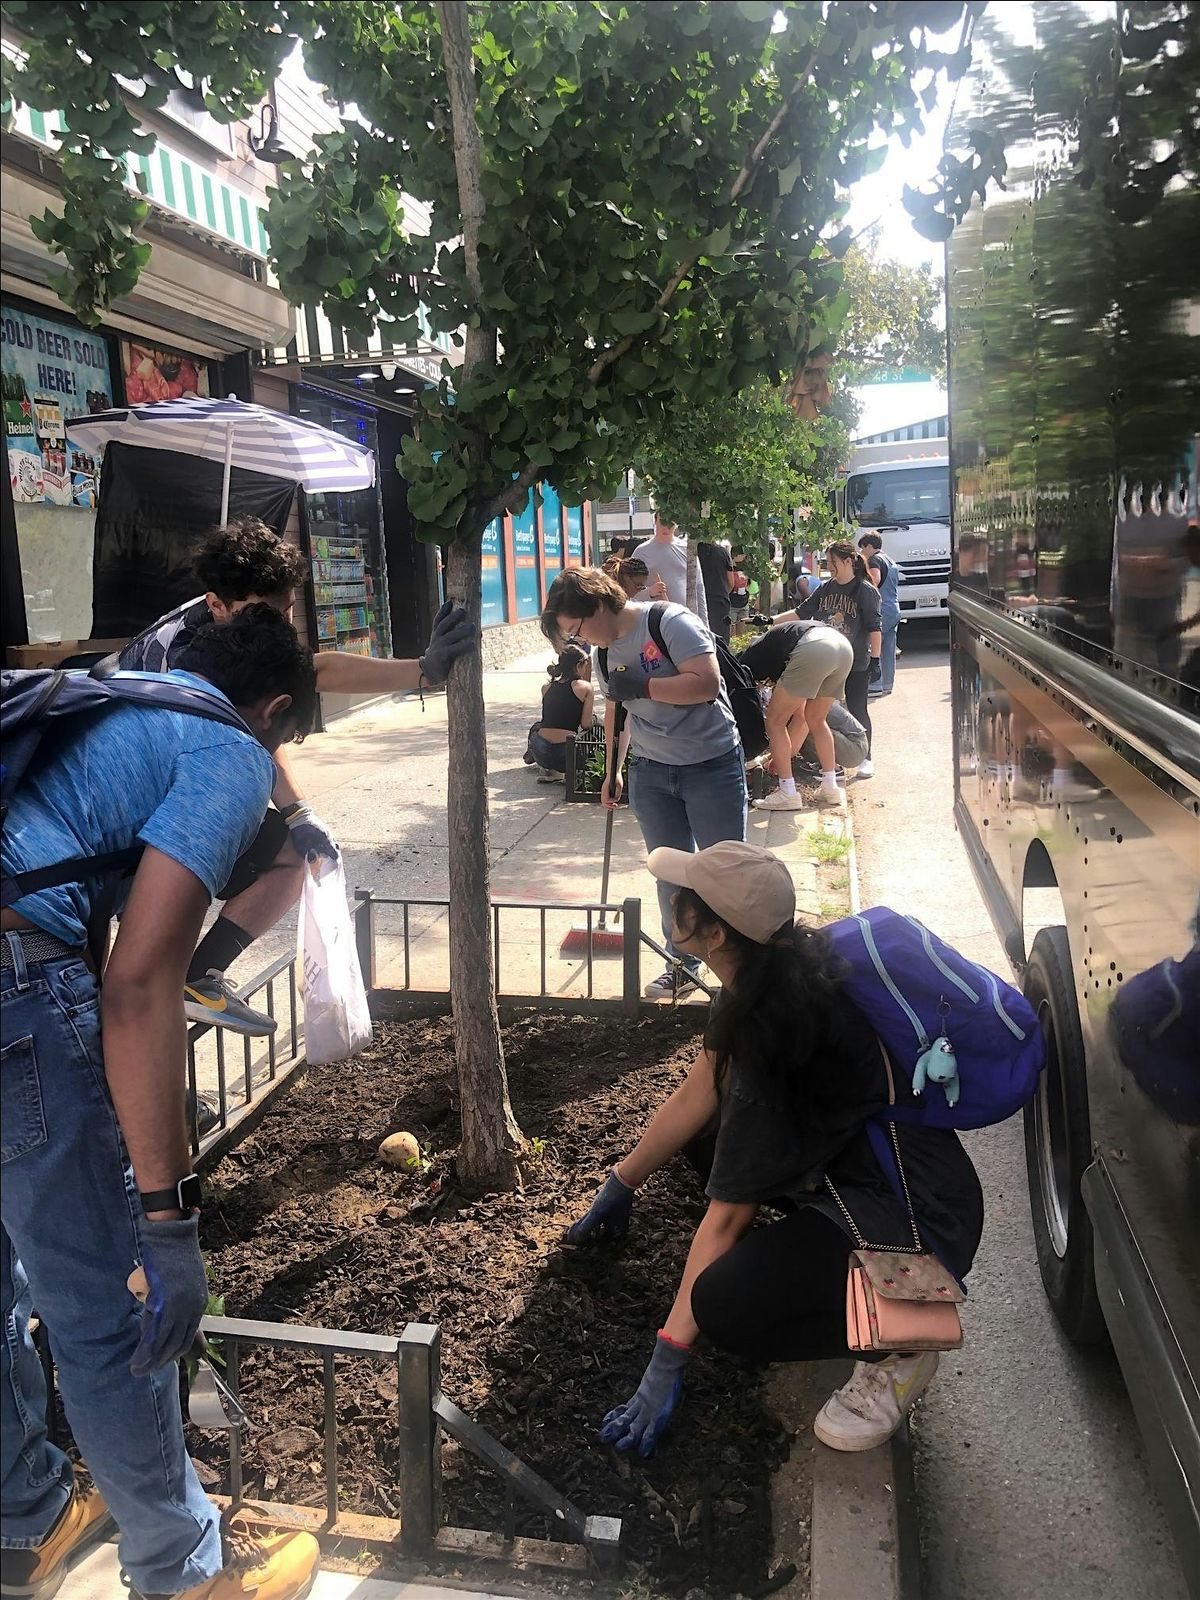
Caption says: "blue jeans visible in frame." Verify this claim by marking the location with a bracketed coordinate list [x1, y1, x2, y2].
[876, 622, 900, 694]
[0, 938, 221, 1594]
[528, 729, 568, 773]
[627, 746, 748, 968]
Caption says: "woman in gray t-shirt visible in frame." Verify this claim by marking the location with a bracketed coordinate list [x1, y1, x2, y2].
[542, 567, 746, 1000]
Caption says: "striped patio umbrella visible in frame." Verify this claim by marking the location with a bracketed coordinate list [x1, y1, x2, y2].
[68, 395, 376, 525]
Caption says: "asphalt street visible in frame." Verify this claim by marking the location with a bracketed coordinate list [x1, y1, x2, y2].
[849, 621, 1186, 1600]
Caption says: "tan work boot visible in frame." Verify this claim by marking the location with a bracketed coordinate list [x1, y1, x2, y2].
[132, 1511, 319, 1600]
[0, 1474, 115, 1599]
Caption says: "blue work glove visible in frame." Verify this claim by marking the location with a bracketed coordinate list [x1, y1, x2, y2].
[420, 600, 477, 685]
[565, 1168, 636, 1244]
[867, 657, 882, 685]
[605, 663, 651, 703]
[285, 804, 339, 862]
[129, 1216, 209, 1377]
[599, 1334, 690, 1456]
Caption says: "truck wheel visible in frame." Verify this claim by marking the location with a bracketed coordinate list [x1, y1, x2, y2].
[1022, 926, 1107, 1344]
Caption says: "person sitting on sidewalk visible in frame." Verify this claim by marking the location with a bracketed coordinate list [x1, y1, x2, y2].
[566, 841, 983, 1457]
[541, 566, 746, 1001]
[740, 620, 854, 810]
[115, 518, 475, 1036]
[0, 607, 321, 1600]
[858, 532, 902, 696]
[525, 643, 595, 782]
[772, 542, 883, 780]
[794, 701, 870, 781]
[633, 512, 709, 625]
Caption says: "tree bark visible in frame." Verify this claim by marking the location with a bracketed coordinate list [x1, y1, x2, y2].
[437, 0, 524, 1191]
[686, 535, 700, 616]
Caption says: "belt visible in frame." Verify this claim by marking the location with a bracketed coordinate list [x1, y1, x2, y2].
[1, 928, 79, 969]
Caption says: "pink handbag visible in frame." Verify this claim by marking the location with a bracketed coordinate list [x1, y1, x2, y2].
[829, 1048, 965, 1354]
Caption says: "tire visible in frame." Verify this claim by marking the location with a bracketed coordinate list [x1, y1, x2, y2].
[1022, 926, 1107, 1344]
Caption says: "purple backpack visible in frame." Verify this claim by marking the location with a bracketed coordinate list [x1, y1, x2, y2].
[826, 908, 1044, 1130]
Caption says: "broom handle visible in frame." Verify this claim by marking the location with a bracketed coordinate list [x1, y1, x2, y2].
[598, 705, 627, 929]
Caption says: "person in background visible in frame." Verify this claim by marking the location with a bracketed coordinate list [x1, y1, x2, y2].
[525, 643, 595, 783]
[603, 553, 650, 599]
[795, 701, 870, 781]
[774, 542, 882, 779]
[858, 532, 901, 697]
[696, 540, 738, 644]
[541, 567, 745, 1001]
[1, 609, 321, 1600]
[566, 842, 982, 1458]
[740, 620, 854, 810]
[115, 519, 476, 1035]
[728, 549, 751, 630]
[633, 513, 708, 625]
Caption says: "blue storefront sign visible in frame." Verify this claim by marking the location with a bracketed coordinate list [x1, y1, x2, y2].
[565, 503, 584, 563]
[2, 300, 113, 507]
[481, 516, 506, 627]
[512, 493, 540, 620]
[541, 482, 564, 588]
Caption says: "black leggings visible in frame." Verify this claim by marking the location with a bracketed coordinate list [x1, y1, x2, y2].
[691, 1206, 871, 1364]
[843, 669, 872, 756]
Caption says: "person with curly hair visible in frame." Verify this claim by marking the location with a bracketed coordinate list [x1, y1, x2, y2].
[114, 519, 475, 1036]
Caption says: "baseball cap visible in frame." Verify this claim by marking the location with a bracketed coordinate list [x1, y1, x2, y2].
[647, 841, 796, 944]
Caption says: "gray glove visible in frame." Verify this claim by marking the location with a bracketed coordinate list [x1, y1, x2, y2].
[285, 805, 339, 862]
[565, 1168, 636, 1244]
[599, 1334, 690, 1456]
[129, 1215, 209, 1377]
[420, 600, 477, 685]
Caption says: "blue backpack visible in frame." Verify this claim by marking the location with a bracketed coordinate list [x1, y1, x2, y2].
[1, 666, 251, 911]
[826, 907, 1044, 1130]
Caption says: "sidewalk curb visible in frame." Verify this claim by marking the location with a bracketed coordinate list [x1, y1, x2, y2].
[809, 1363, 923, 1600]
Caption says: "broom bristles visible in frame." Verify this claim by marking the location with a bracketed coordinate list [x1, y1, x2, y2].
[559, 924, 626, 955]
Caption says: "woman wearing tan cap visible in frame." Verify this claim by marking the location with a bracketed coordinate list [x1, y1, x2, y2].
[566, 841, 982, 1457]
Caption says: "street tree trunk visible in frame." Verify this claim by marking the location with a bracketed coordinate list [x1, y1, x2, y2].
[437, 0, 524, 1191]
[685, 535, 700, 615]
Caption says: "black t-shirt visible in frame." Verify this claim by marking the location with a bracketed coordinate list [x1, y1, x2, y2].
[739, 620, 826, 684]
[541, 676, 585, 732]
[705, 989, 984, 1280]
[797, 578, 882, 669]
[697, 542, 734, 631]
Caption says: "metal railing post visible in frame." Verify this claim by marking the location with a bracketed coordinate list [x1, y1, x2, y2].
[621, 898, 641, 1016]
[397, 1322, 441, 1552]
[354, 889, 376, 996]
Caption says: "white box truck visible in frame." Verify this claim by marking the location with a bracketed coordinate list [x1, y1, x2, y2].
[836, 439, 951, 620]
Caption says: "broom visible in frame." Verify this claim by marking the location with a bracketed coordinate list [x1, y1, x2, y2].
[560, 704, 627, 956]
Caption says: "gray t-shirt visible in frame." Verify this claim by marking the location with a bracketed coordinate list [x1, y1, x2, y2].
[631, 536, 710, 627]
[596, 601, 738, 766]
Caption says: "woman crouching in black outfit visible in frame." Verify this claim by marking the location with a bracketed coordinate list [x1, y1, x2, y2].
[566, 841, 983, 1457]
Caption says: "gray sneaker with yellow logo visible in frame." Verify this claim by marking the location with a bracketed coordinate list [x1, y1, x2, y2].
[183, 970, 276, 1037]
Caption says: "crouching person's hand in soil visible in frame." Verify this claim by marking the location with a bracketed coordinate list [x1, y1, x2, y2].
[600, 1332, 690, 1456]
[565, 1167, 636, 1243]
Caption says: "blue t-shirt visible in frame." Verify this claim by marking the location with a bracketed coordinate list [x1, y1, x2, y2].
[596, 602, 739, 765]
[2, 671, 275, 947]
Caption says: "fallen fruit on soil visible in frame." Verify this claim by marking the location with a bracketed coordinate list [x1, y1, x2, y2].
[378, 1130, 421, 1169]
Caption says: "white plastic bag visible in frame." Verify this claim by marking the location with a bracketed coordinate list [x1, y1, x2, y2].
[297, 856, 372, 1065]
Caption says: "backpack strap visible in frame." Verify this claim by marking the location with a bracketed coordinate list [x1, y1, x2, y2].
[646, 602, 674, 665]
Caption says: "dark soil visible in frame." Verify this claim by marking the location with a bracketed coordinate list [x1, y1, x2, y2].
[195, 1010, 796, 1596]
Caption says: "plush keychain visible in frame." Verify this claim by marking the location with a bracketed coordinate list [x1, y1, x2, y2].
[913, 1034, 960, 1108]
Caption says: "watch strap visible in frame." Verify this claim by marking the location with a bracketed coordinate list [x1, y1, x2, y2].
[139, 1174, 201, 1214]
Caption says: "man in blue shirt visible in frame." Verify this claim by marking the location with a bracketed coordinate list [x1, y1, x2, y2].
[858, 532, 902, 695]
[1, 609, 321, 1600]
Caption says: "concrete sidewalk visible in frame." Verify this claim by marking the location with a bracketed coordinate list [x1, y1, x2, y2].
[230, 651, 849, 1004]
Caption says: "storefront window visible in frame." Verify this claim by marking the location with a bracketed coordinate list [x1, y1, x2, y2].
[3, 298, 114, 641]
[296, 387, 391, 658]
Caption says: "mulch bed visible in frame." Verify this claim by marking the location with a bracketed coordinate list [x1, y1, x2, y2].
[194, 1010, 796, 1596]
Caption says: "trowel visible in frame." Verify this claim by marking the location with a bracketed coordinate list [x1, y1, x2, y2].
[127, 1265, 249, 1431]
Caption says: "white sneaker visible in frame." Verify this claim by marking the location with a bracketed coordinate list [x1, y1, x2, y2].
[813, 1352, 938, 1452]
[754, 789, 806, 811]
[816, 783, 846, 810]
[855, 758, 875, 779]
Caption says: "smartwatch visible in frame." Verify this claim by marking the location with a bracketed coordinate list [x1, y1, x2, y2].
[139, 1174, 202, 1215]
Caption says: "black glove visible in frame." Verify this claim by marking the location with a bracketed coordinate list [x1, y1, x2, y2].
[420, 601, 477, 685]
[605, 663, 650, 703]
[868, 657, 882, 685]
[129, 1215, 209, 1377]
[565, 1168, 636, 1244]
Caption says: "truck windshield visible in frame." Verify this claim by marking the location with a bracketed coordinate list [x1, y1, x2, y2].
[847, 467, 950, 527]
